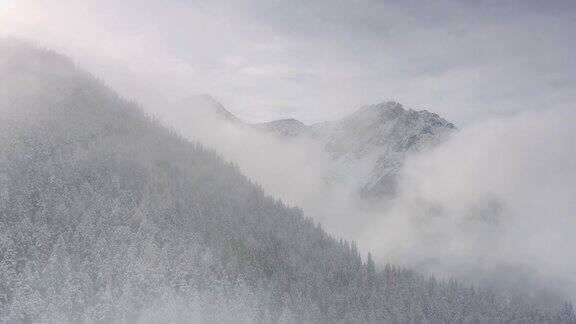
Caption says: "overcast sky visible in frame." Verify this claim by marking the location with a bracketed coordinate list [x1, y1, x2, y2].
[1, 0, 575, 125]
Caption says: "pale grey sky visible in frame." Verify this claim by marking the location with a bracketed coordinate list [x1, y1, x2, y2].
[1, 0, 575, 125]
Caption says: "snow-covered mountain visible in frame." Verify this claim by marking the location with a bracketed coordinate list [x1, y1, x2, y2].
[255, 101, 456, 198]
[185, 97, 455, 199]
[4, 38, 569, 323]
[178, 94, 241, 123]
[253, 118, 307, 138]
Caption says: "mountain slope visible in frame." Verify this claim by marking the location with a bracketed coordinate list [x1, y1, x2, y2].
[253, 119, 308, 138]
[316, 101, 455, 197]
[254, 102, 455, 198]
[179, 94, 241, 123]
[0, 40, 573, 323]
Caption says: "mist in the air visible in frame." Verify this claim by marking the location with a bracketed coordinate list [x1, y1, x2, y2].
[160, 97, 576, 304]
[2, 0, 576, 307]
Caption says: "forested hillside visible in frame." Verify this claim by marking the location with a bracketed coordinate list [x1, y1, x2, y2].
[0, 40, 573, 323]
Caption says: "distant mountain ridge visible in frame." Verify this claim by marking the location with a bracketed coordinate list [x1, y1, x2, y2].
[253, 118, 307, 138]
[180, 94, 241, 123]
[196, 96, 456, 198]
[308, 101, 456, 198]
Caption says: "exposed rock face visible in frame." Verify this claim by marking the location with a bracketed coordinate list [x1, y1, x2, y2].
[182, 96, 455, 199]
[254, 101, 456, 198]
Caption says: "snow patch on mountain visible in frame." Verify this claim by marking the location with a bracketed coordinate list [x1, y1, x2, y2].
[254, 101, 456, 198]
[252, 118, 307, 138]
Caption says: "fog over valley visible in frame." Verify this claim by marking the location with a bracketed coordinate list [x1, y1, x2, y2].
[1, 0, 576, 323]
[162, 90, 576, 305]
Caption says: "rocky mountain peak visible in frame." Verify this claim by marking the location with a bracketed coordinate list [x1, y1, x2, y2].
[355, 101, 406, 120]
[253, 118, 308, 138]
[254, 100, 456, 198]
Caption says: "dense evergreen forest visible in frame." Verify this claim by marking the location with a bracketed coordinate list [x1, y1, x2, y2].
[0, 40, 574, 323]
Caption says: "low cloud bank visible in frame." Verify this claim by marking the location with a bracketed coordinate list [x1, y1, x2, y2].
[165, 103, 576, 302]
[160, 100, 379, 240]
[364, 109, 576, 302]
